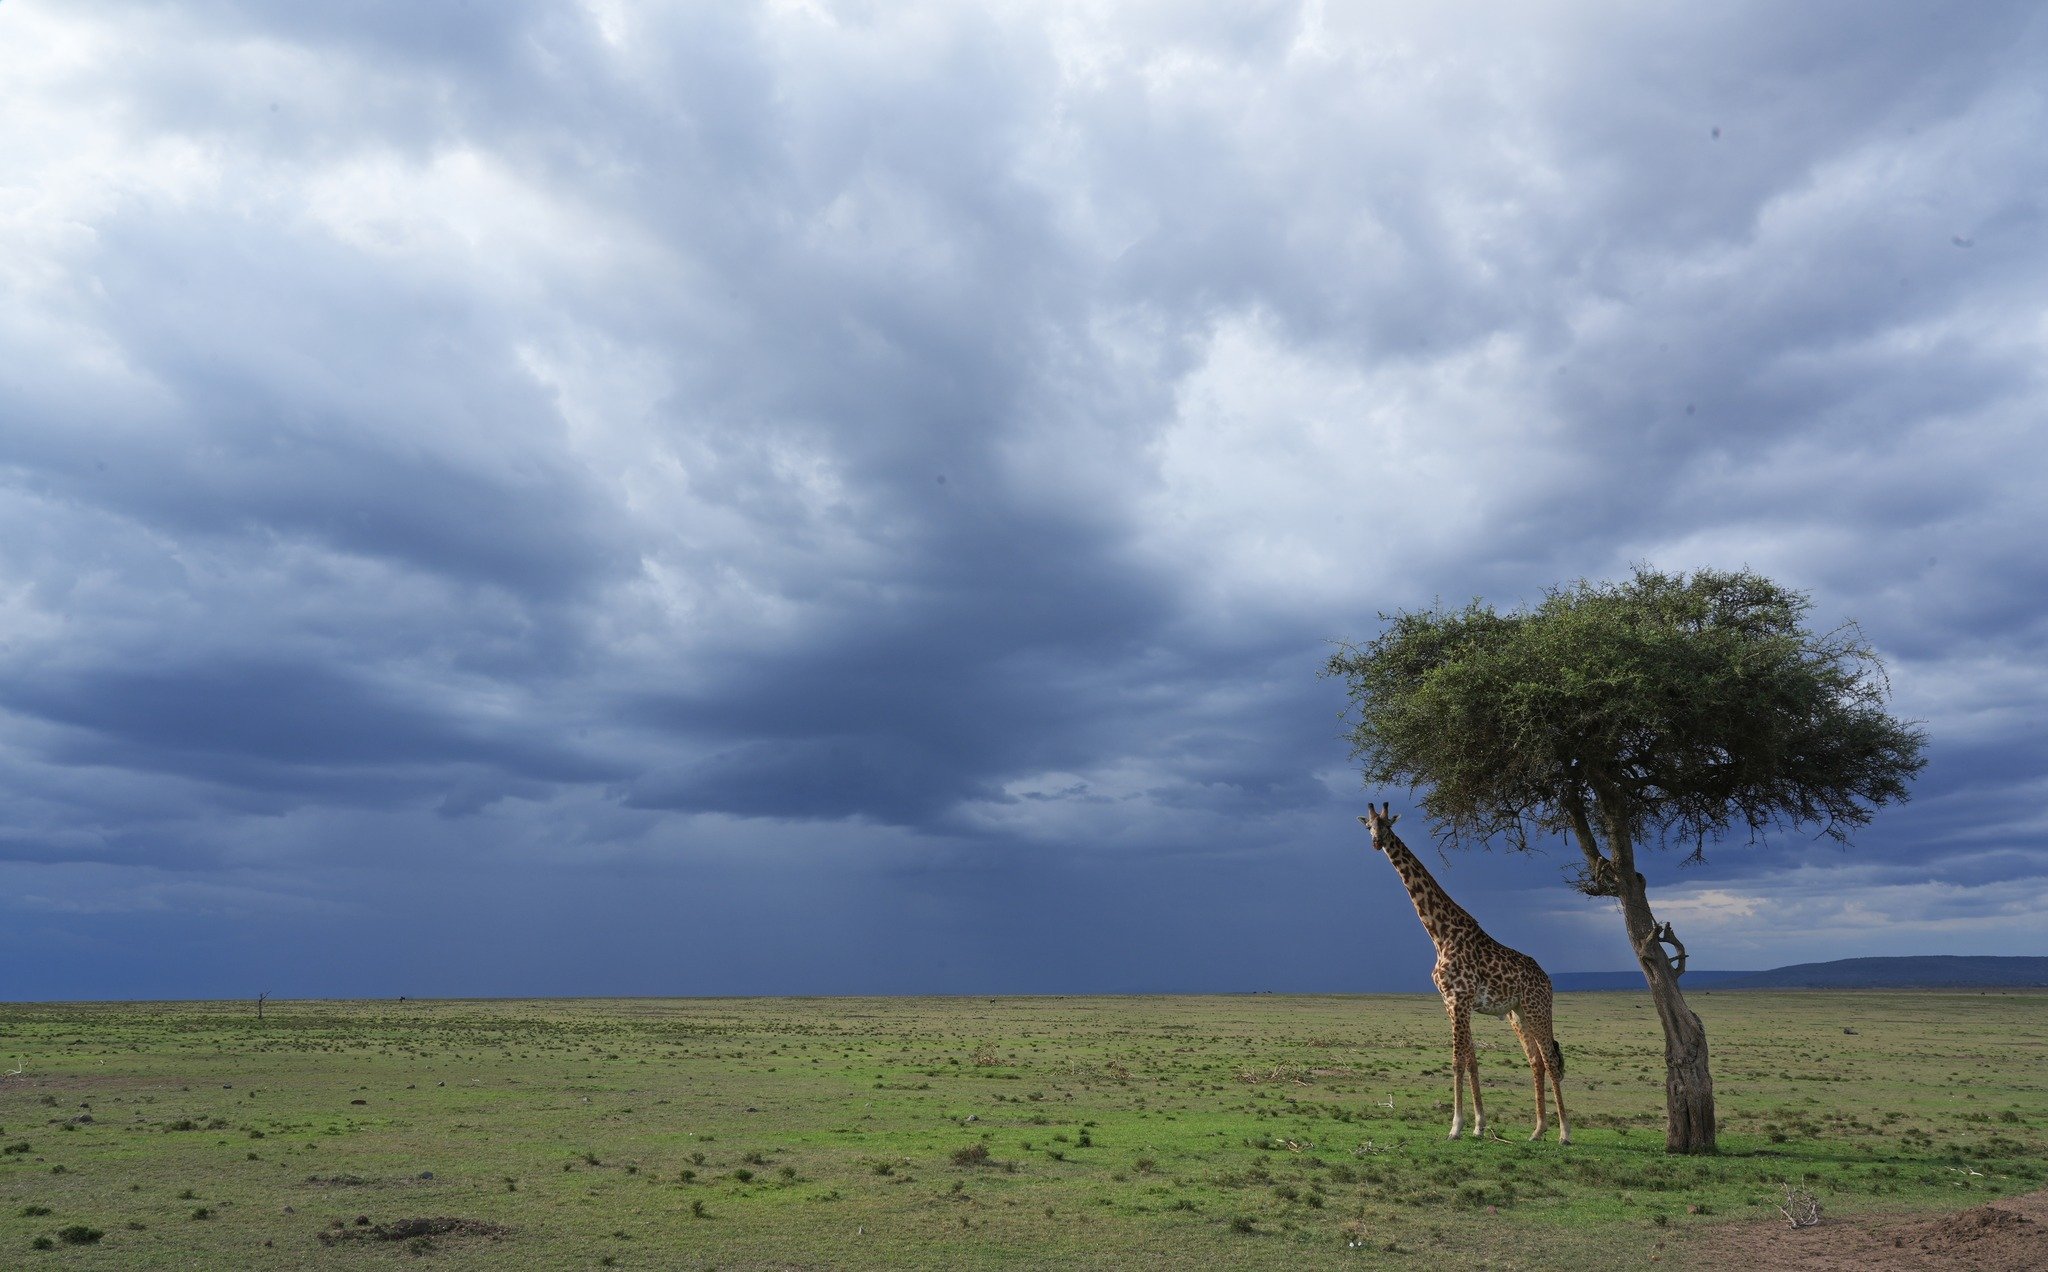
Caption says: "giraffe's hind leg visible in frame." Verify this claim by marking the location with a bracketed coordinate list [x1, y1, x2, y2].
[1547, 1031, 1571, 1146]
[1510, 1009, 1549, 1140]
[1513, 1003, 1570, 1143]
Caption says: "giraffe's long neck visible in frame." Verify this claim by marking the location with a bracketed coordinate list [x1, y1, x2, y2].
[1381, 833, 1483, 952]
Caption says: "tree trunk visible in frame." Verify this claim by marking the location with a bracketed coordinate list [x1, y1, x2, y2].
[1581, 790, 1717, 1154]
[1620, 885, 1717, 1153]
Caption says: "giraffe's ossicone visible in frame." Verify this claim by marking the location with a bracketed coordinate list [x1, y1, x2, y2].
[1360, 804, 1571, 1144]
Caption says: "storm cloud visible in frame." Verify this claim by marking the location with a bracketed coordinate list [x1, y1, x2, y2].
[4, 0, 2045, 997]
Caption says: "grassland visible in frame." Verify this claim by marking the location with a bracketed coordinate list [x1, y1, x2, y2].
[2, 990, 2043, 1269]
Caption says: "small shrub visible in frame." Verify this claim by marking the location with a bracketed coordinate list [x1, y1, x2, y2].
[20, 1206, 52, 1218]
[1230, 1215, 1257, 1234]
[56, 1226, 103, 1246]
[951, 1144, 991, 1167]
[31, 1237, 55, 1251]
[190, 1207, 212, 1221]
[730, 1168, 754, 1183]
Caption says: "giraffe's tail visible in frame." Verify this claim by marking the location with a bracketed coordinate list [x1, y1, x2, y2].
[1547, 1037, 1565, 1078]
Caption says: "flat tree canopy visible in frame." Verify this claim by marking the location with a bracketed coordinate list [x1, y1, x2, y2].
[1325, 567, 1926, 1152]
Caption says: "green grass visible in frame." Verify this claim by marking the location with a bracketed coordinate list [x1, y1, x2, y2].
[1, 991, 2042, 1268]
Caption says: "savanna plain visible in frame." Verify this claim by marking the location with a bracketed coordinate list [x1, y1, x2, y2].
[2, 991, 2043, 1270]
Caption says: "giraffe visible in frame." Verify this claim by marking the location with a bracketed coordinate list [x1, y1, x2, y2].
[1359, 804, 1570, 1143]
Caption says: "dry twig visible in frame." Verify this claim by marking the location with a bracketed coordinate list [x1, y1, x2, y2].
[1777, 1183, 1822, 1228]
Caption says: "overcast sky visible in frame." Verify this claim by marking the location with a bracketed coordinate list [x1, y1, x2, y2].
[4, 1, 2045, 1000]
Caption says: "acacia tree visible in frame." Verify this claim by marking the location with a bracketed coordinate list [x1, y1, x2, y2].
[1325, 568, 1926, 1154]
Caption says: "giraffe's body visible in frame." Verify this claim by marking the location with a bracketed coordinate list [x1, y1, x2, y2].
[1360, 805, 1570, 1143]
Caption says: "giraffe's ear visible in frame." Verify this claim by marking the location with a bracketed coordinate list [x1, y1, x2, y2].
[1357, 815, 1371, 827]
[1389, 812, 1400, 826]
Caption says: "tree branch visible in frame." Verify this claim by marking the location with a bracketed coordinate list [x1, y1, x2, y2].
[1564, 789, 1618, 895]
[1638, 923, 1688, 978]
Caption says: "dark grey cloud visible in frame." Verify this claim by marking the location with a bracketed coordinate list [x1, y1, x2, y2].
[6, 657, 610, 785]
[2, 0, 2045, 996]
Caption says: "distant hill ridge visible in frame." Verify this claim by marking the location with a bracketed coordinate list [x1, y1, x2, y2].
[1552, 955, 2048, 993]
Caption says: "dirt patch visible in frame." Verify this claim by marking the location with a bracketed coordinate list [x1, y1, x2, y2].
[317, 1216, 508, 1247]
[1, 1074, 165, 1095]
[1682, 1188, 2047, 1271]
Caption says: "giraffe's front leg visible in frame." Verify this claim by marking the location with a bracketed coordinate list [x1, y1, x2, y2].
[1466, 1032, 1486, 1140]
[1447, 1005, 1474, 1140]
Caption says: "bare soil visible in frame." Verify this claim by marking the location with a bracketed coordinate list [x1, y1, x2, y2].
[316, 1216, 509, 1246]
[1684, 1189, 2047, 1271]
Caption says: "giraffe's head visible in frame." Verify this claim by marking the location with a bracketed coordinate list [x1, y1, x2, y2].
[1358, 802, 1400, 853]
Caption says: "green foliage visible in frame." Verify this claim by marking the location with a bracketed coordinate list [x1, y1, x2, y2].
[1326, 567, 1926, 858]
